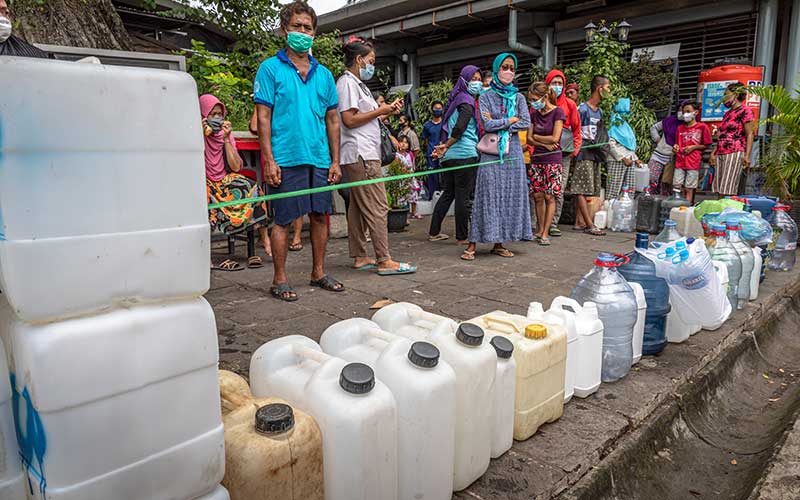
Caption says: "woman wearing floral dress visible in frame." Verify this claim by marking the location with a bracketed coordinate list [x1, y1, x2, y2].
[462, 53, 532, 261]
[709, 83, 755, 197]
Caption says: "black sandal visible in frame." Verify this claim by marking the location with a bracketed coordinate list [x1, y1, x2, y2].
[270, 282, 298, 302]
[309, 275, 345, 292]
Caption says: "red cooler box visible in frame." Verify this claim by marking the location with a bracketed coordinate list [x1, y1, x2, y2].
[697, 64, 763, 124]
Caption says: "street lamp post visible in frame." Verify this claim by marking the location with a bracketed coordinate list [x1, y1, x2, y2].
[583, 20, 633, 44]
[584, 22, 597, 43]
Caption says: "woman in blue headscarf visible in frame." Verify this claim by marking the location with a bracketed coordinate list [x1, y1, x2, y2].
[461, 53, 532, 261]
[606, 97, 640, 199]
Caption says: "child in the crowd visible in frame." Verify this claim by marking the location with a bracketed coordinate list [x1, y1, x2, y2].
[606, 97, 639, 199]
[673, 101, 711, 203]
[396, 135, 422, 218]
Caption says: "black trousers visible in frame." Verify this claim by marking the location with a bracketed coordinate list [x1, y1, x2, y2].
[428, 157, 478, 241]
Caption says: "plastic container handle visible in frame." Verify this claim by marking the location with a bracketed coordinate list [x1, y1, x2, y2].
[408, 307, 447, 325]
[484, 315, 522, 334]
[364, 327, 397, 343]
[550, 296, 582, 314]
[293, 344, 332, 365]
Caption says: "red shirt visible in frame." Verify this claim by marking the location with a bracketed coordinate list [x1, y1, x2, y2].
[675, 122, 711, 170]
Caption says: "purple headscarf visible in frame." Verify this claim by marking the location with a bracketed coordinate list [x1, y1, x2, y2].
[443, 64, 481, 132]
[662, 100, 690, 146]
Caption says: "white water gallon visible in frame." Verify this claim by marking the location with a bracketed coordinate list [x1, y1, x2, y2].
[547, 298, 603, 398]
[665, 299, 701, 343]
[372, 302, 458, 340]
[630, 283, 647, 364]
[594, 210, 608, 230]
[0, 57, 210, 323]
[320, 319, 457, 500]
[527, 303, 576, 403]
[488, 336, 516, 459]
[249, 336, 398, 500]
[750, 247, 762, 301]
[427, 323, 495, 491]
[0, 297, 224, 500]
[633, 164, 650, 192]
[0, 328, 24, 500]
[703, 262, 731, 331]
[670, 206, 704, 239]
[193, 486, 230, 500]
[469, 312, 565, 441]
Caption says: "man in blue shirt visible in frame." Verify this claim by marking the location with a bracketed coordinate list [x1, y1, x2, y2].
[254, 1, 343, 301]
[420, 101, 445, 200]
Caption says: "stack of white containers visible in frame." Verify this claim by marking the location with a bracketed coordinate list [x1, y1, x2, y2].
[0, 57, 225, 500]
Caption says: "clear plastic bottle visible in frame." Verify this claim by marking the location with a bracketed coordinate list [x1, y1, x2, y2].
[570, 253, 638, 383]
[768, 205, 798, 271]
[651, 219, 682, 248]
[610, 187, 636, 232]
[705, 224, 742, 311]
[726, 223, 754, 309]
[659, 188, 691, 231]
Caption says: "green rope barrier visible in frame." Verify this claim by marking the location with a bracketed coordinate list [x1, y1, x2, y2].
[208, 142, 609, 210]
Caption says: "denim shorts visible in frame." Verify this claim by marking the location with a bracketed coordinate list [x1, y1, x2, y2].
[269, 165, 332, 226]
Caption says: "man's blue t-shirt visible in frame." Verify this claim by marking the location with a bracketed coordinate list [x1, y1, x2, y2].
[253, 49, 338, 169]
[421, 119, 444, 166]
[577, 102, 603, 162]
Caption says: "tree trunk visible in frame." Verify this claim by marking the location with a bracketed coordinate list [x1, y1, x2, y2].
[13, 0, 133, 51]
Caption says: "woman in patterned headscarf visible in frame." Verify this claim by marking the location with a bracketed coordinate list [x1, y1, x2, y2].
[461, 53, 532, 261]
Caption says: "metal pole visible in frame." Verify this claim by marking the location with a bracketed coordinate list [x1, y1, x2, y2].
[394, 58, 405, 87]
[786, 0, 800, 94]
[755, 0, 778, 133]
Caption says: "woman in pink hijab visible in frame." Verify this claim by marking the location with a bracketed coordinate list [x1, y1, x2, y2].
[201, 94, 270, 271]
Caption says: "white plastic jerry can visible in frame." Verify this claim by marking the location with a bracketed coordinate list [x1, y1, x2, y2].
[594, 210, 608, 230]
[427, 323, 496, 492]
[527, 302, 577, 403]
[665, 299, 701, 343]
[670, 206, 704, 239]
[0, 57, 210, 324]
[703, 262, 731, 331]
[193, 486, 230, 500]
[249, 336, 399, 500]
[468, 312, 566, 441]
[0, 297, 224, 500]
[548, 298, 604, 399]
[320, 319, 457, 500]
[372, 303, 458, 341]
[750, 247, 762, 301]
[0, 321, 25, 500]
[630, 283, 647, 364]
[489, 336, 516, 459]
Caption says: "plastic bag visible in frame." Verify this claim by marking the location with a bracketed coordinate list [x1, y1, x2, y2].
[694, 199, 745, 222]
[636, 238, 730, 327]
[700, 209, 773, 246]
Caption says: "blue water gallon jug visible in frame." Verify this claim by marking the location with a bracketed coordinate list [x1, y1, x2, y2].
[619, 233, 671, 356]
[570, 253, 638, 382]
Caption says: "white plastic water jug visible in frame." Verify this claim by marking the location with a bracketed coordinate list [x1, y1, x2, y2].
[665, 299, 701, 343]
[488, 336, 516, 459]
[427, 323, 495, 491]
[249, 336, 398, 500]
[548, 298, 603, 398]
[193, 486, 230, 500]
[633, 164, 650, 192]
[0, 328, 25, 500]
[603, 200, 615, 229]
[372, 303, 458, 340]
[0, 297, 224, 500]
[320, 319, 457, 500]
[527, 302, 577, 403]
[670, 206, 704, 239]
[469, 312, 565, 441]
[703, 262, 731, 331]
[0, 58, 210, 324]
[594, 210, 608, 230]
[630, 283, 647, 364]
[750, 247, 762, 301]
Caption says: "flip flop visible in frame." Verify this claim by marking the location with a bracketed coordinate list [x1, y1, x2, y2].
[549, 226, 562, 237]
[584, 227, 607, 236]
[428, 234, 450, 242]
[248, 255, 263, 269]
[491, 247, 515, 258]
[270, 282, 298, 302]
[538, 237, 552, 246]
[354, 263, 378, 271]
[289, 242, 303, 252]
[213, 259, 244, 272]
[377, 263, 417, 276]
[461, 250, 476, 261]
[310, 275, 345, 292]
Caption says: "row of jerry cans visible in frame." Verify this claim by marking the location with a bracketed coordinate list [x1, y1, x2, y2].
[0, 297, 226, 500]
[242, 300, 608, 500]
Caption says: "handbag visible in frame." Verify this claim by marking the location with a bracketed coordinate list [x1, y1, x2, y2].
[379, 120, 397, 166]
[477, 133, 510, 156]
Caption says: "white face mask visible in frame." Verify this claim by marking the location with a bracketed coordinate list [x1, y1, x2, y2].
[0, 16, 11, 43]
[682, 111, 696, 122]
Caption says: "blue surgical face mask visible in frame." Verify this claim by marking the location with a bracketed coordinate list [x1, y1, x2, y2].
[550, 85, 563, 97]
[467, 81, 483, 96]
[531, 98, 545, 110]
[359, 63, 375, 81]
[286, 32, 314, 53]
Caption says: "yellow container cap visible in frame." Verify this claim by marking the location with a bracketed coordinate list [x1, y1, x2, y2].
[525, 324, 547, 339]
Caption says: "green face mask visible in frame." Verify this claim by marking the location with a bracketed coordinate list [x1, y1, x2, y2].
[287, 32, 314, 53]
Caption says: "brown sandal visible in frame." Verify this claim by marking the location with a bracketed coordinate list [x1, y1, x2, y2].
[214, 259, 244, 272]
[248, 255, 263, 268]
[491, 247, 515, 258]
